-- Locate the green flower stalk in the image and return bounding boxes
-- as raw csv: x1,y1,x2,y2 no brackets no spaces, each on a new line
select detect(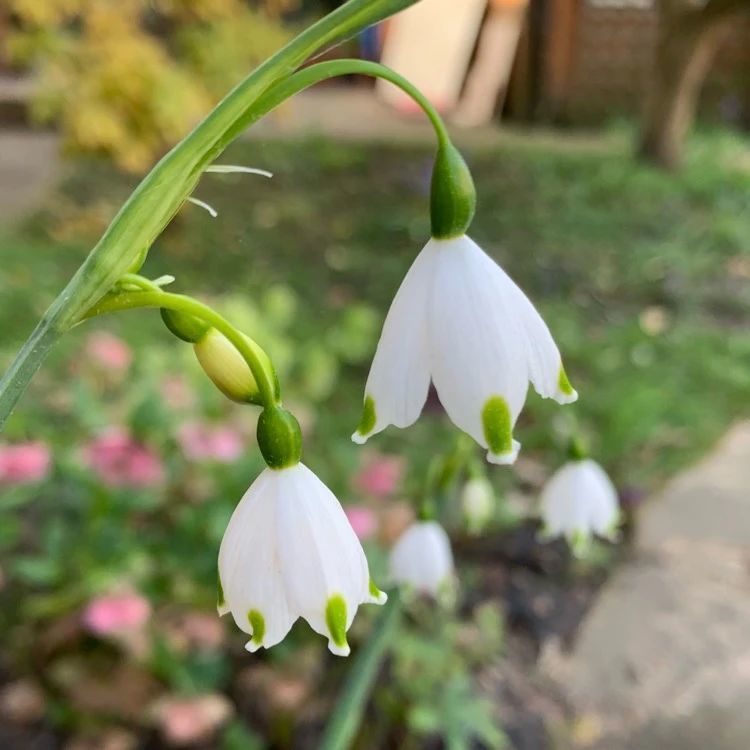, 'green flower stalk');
0,0,424,429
